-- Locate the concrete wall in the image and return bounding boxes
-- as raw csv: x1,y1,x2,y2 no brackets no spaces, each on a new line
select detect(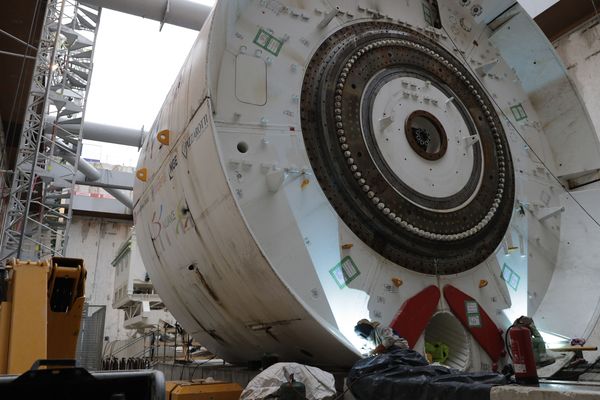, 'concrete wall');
66,216,134,342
